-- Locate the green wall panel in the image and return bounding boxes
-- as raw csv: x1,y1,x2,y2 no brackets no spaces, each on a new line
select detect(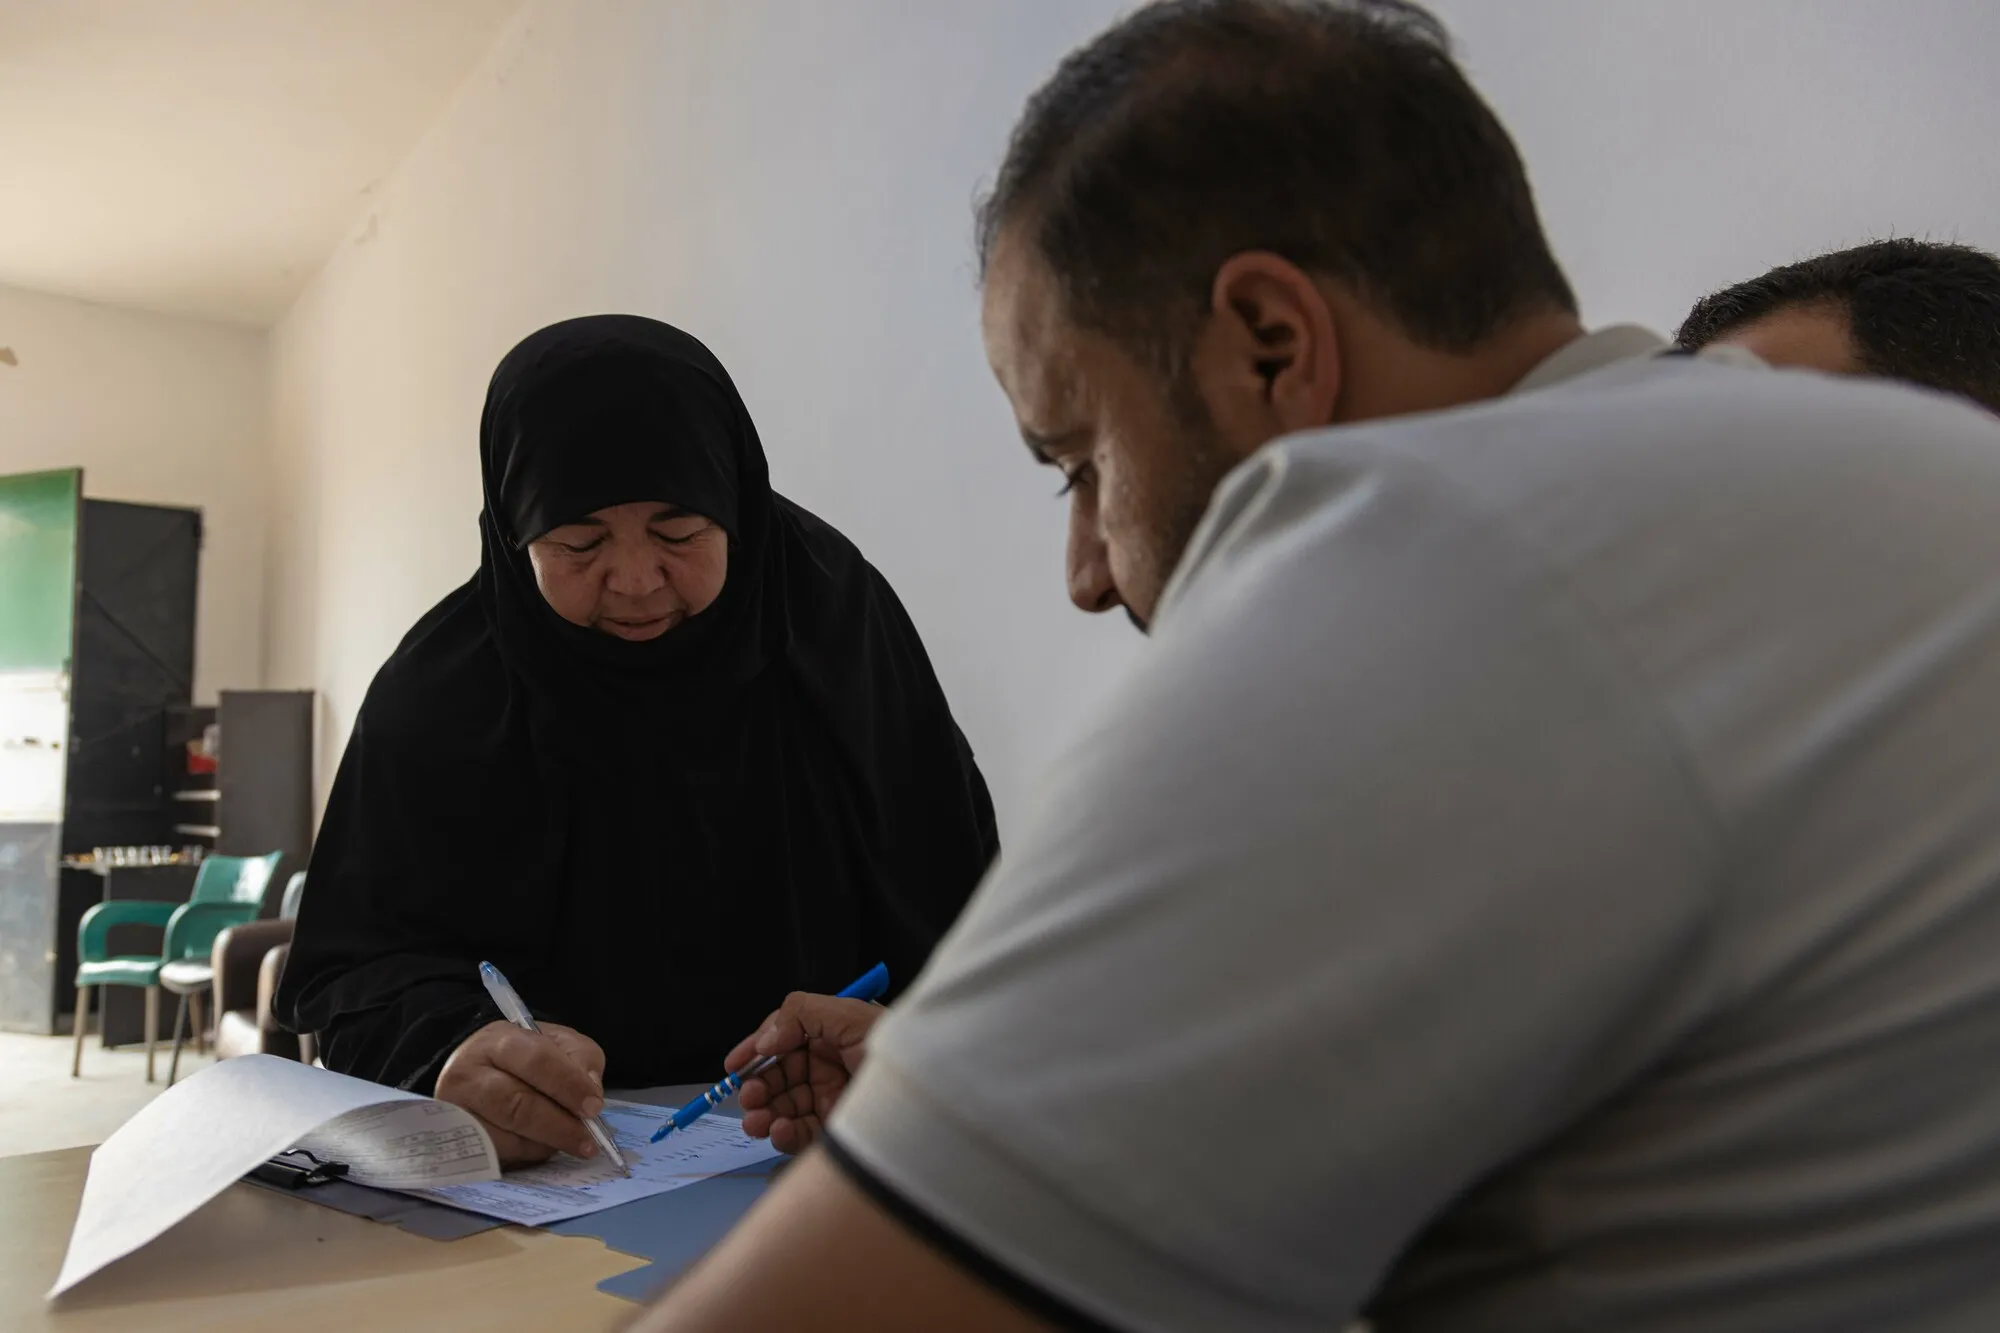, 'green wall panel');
0,468,81,673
